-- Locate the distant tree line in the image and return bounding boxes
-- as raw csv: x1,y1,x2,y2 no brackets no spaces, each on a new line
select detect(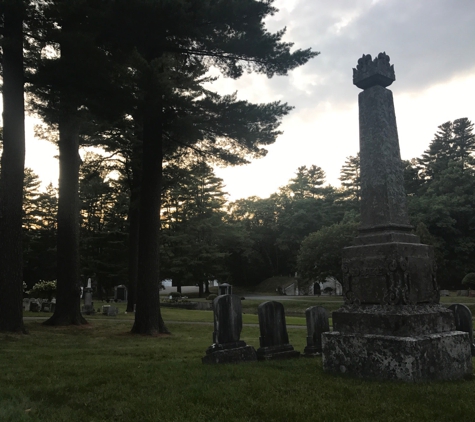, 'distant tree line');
17,117,475,302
